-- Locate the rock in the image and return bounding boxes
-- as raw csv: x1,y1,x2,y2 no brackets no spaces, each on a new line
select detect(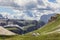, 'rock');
48,15,57,22
0,26,16,35
36,33,40,35
32,33,37,36
32,33,40,36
